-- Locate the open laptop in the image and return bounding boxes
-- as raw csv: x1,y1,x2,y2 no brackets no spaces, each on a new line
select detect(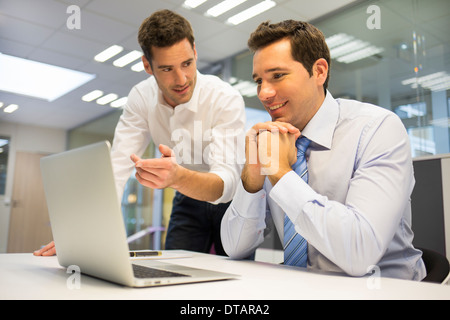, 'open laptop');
40,141,237,287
